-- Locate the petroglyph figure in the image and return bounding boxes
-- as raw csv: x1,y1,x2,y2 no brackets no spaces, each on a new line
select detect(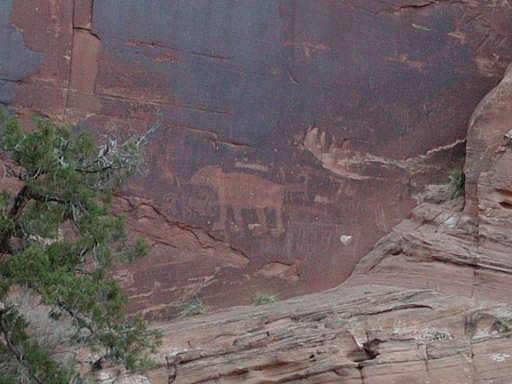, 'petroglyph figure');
191,166,292,235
